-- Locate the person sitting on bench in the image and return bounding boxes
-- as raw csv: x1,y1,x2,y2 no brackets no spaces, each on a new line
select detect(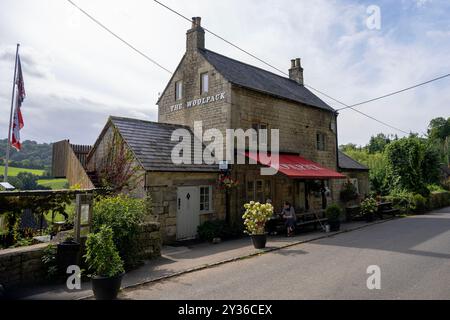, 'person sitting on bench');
282,201,296,237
